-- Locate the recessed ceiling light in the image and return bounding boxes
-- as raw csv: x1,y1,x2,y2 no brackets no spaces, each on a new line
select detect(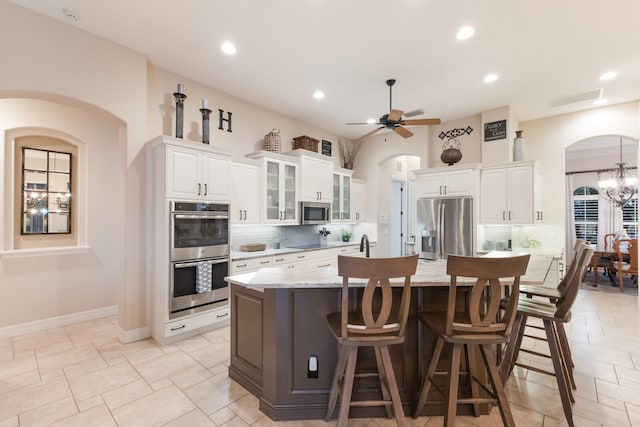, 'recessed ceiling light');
483,73,498,84
593,98,608,106
599,71,618,81
220,42,237,55
456,26,475,40
367,118,376,124
313,91,325,99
